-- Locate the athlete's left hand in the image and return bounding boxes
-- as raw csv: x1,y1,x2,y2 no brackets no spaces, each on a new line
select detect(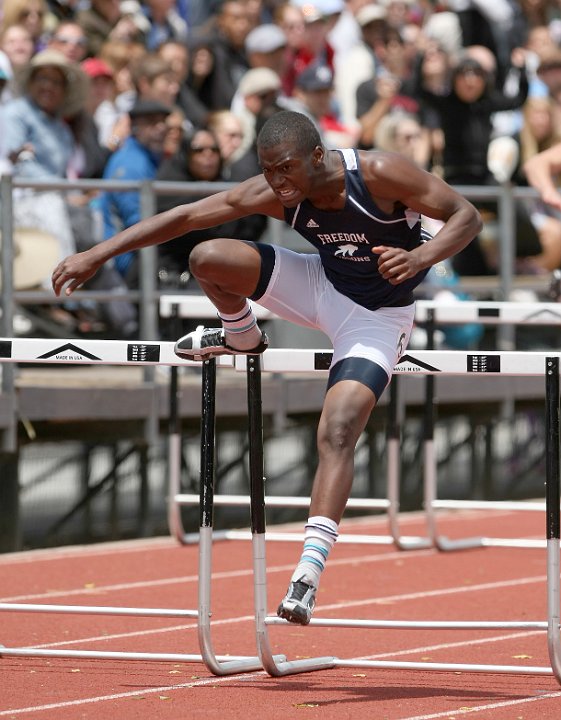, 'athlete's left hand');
372,245,422,285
